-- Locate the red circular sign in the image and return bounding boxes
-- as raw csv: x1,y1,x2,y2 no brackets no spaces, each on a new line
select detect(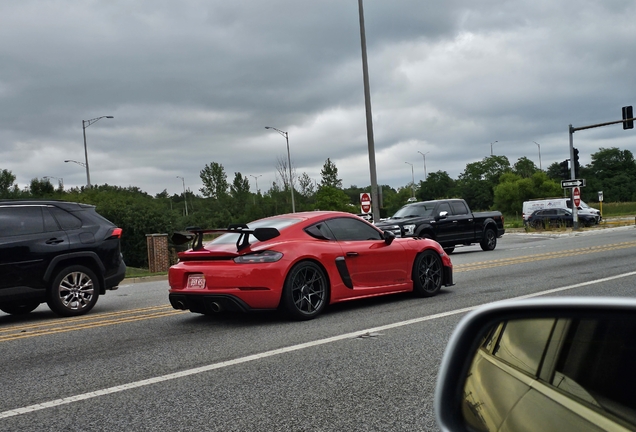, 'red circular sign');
360,192,372,213
573,187,581,207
